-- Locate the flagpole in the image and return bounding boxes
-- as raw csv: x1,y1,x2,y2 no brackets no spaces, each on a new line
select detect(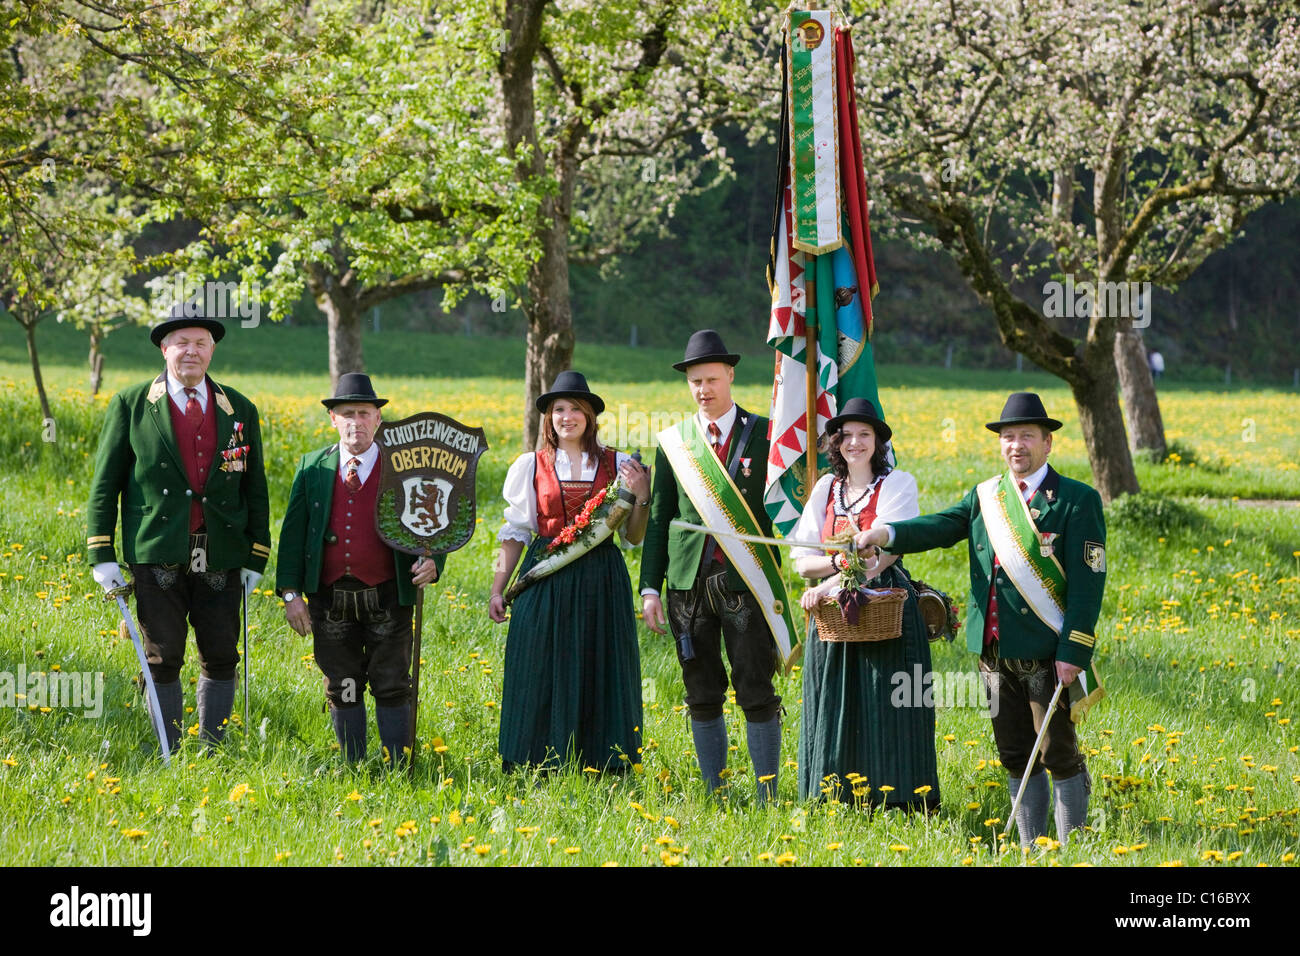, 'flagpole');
804,270,817,506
